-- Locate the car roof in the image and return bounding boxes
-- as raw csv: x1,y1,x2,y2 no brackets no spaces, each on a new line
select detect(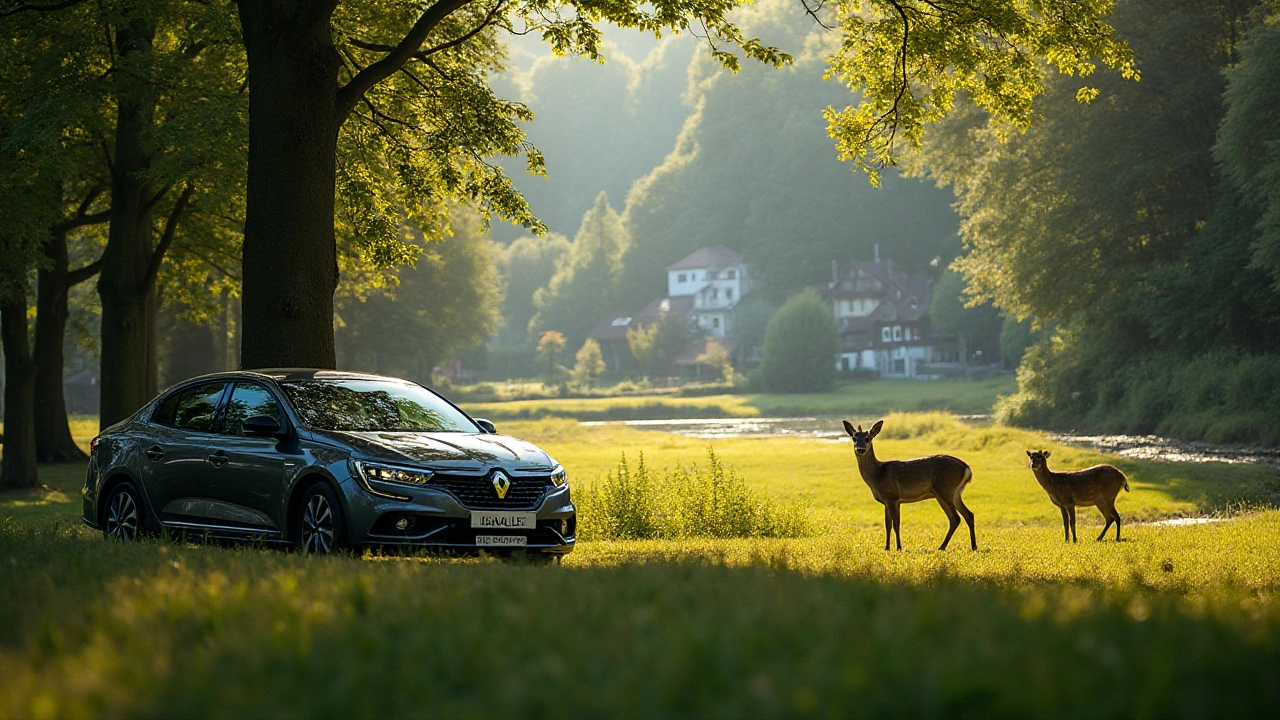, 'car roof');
176,368,414,384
